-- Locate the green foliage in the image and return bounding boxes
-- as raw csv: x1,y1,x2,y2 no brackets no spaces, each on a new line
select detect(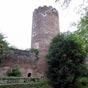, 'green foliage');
75,14,88,52
76,15,88,38
79,64,88,77
0,33,8,50
0,33,8,63
9,46,18,50
46,32,87,88
78,77,88,88
6,67,21,77
31,48,39,60
79,77,88,84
